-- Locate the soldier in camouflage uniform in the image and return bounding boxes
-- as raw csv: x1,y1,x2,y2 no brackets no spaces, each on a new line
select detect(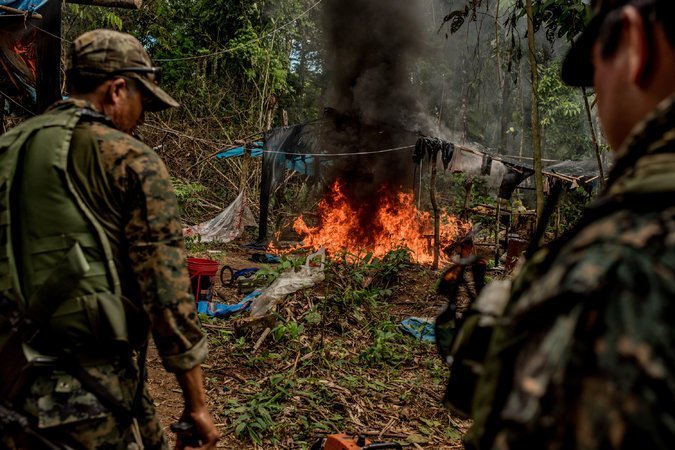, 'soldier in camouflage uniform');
461,1,675,449
0,30,219,449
